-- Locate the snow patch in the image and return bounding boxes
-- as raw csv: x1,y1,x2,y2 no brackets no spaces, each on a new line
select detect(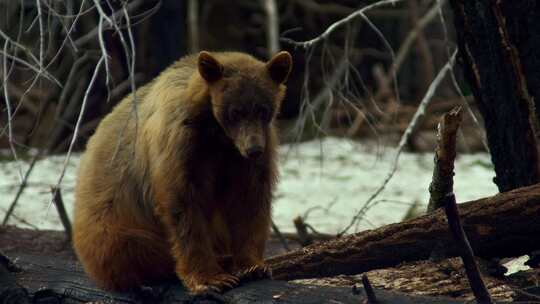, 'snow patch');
0,137,498,234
